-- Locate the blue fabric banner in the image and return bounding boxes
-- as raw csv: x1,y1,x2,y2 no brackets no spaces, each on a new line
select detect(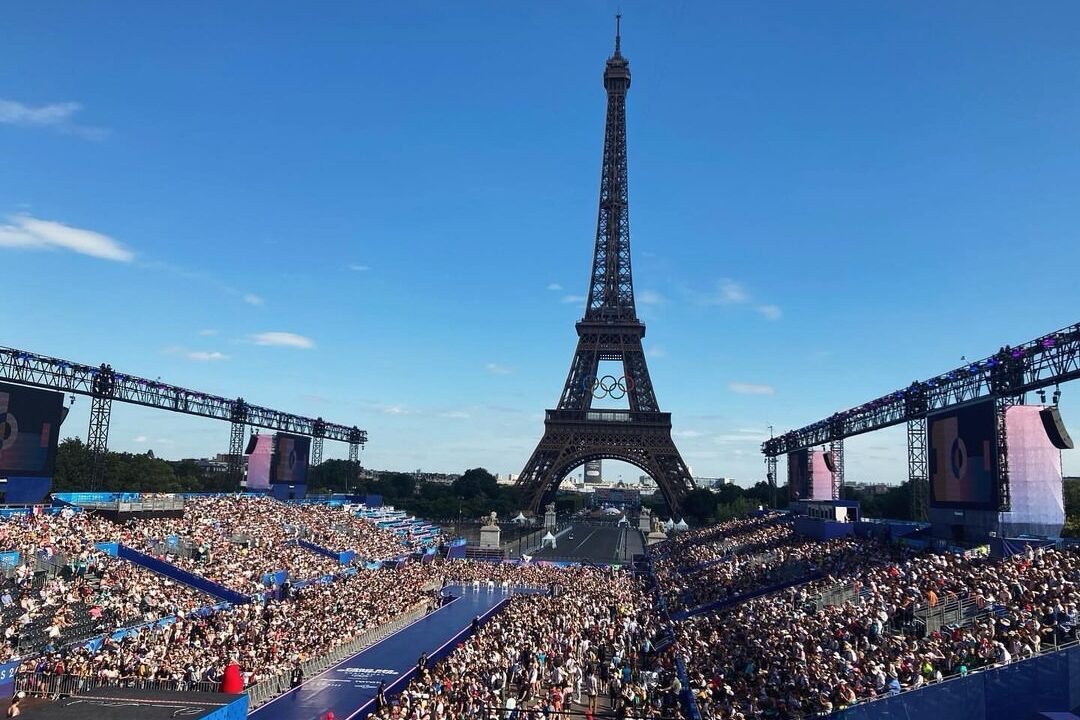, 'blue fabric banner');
0,660,20,699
